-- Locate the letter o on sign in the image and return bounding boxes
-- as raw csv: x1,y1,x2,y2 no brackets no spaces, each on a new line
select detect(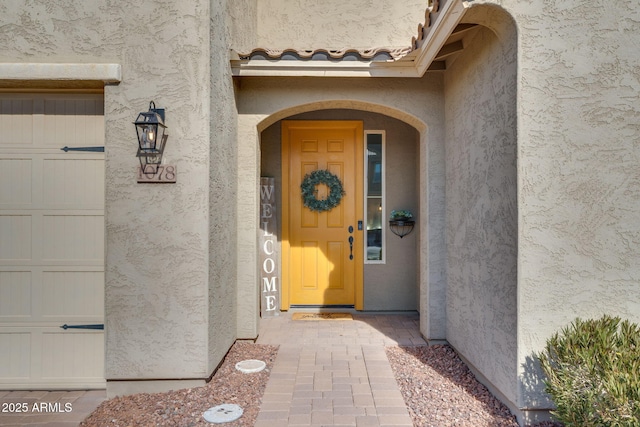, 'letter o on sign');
263,258,275,274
